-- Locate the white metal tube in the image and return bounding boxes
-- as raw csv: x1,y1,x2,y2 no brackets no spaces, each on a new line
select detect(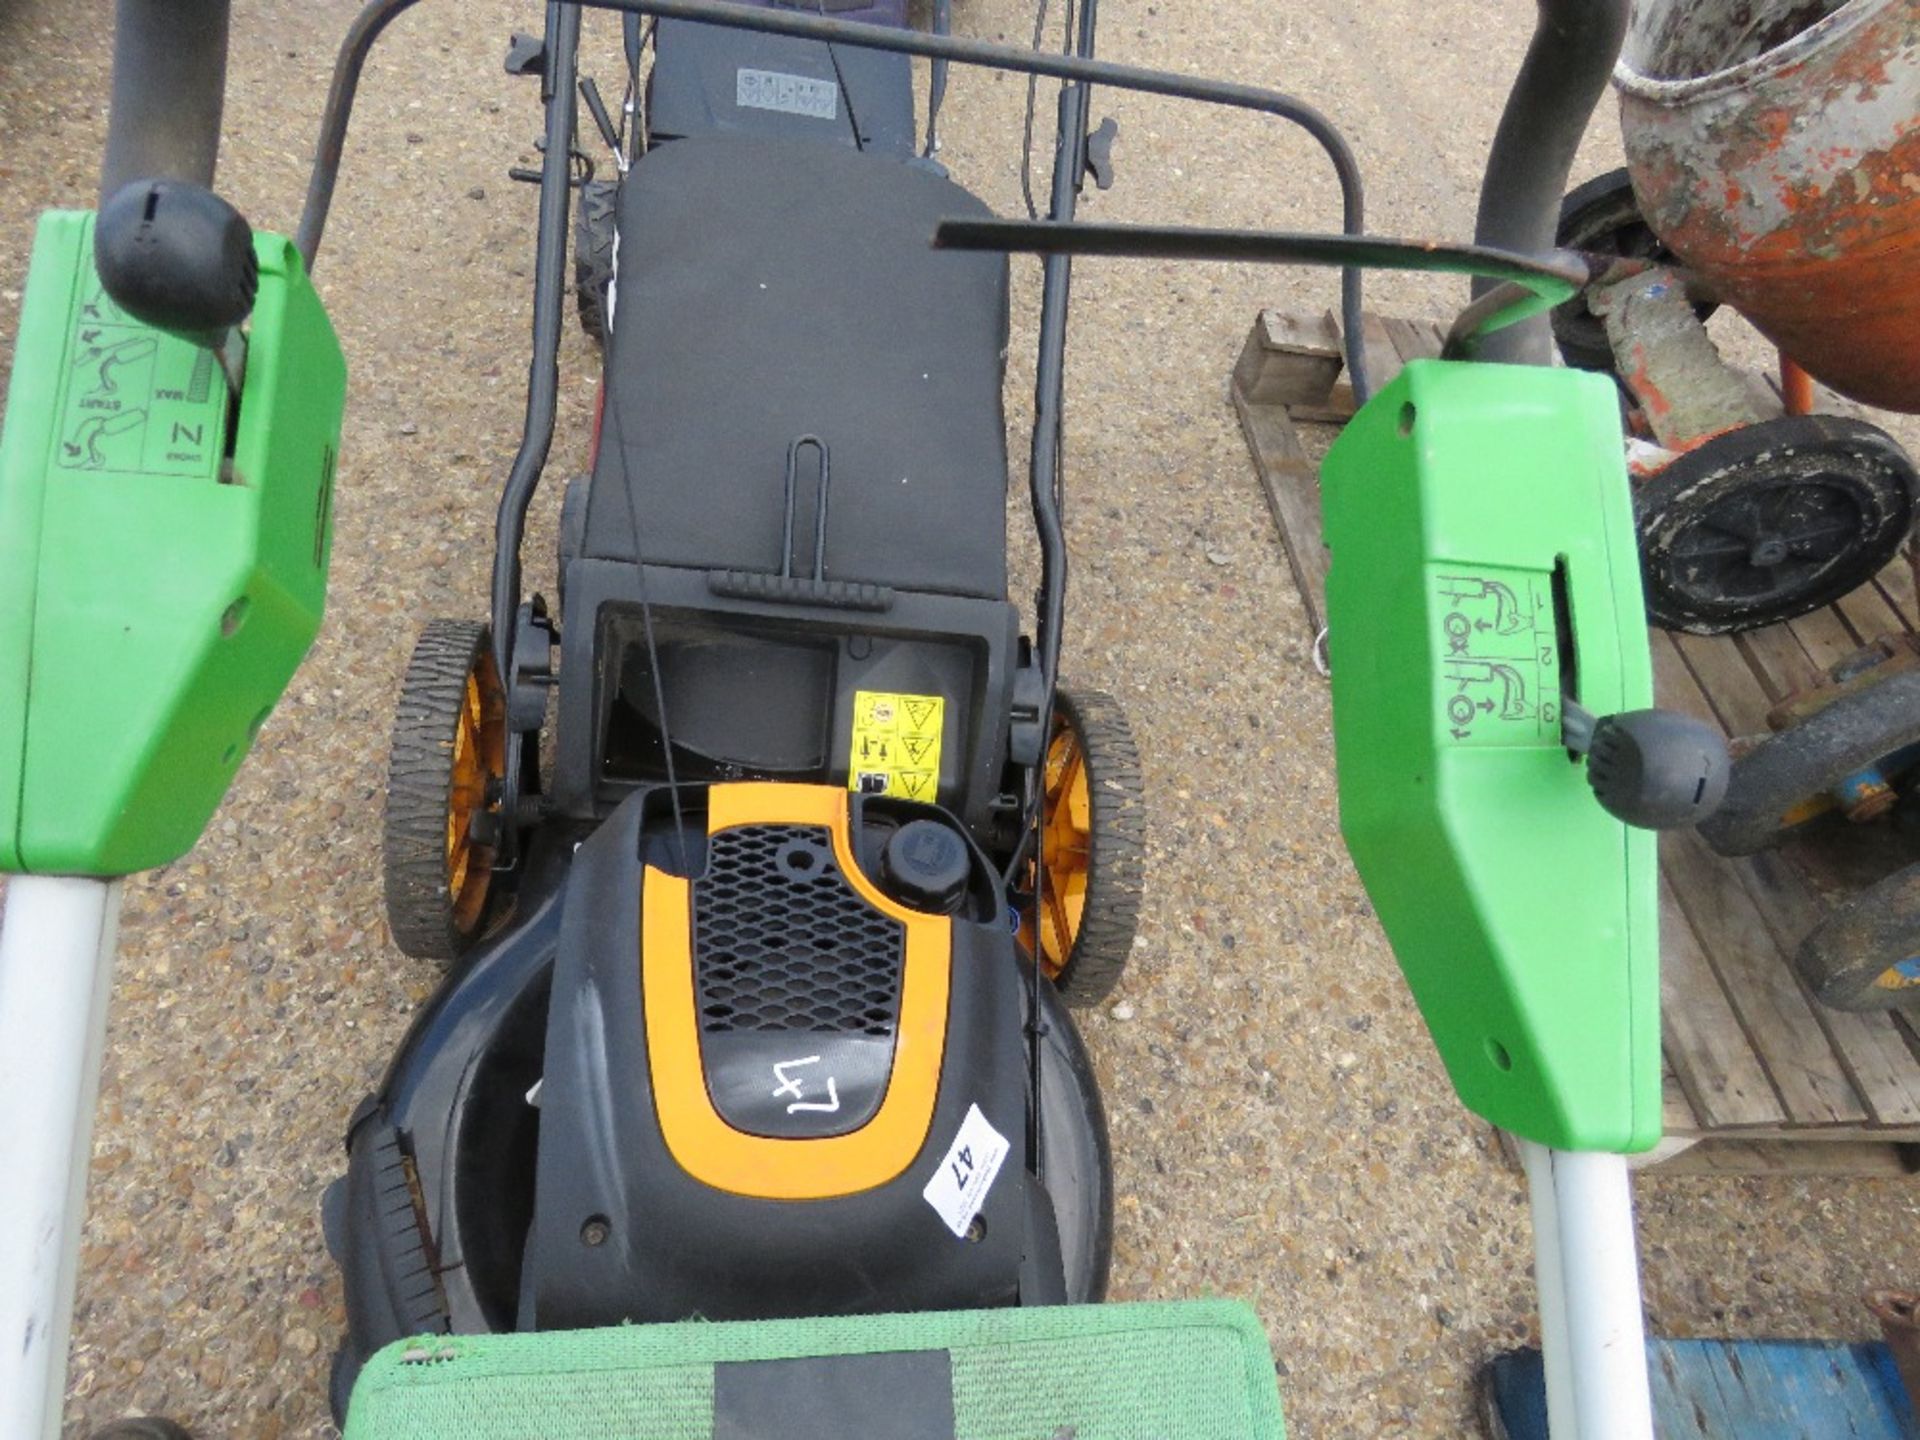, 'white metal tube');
1519,1137,1576,1432
1516,1138,1655,1440
0,875,123,1440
